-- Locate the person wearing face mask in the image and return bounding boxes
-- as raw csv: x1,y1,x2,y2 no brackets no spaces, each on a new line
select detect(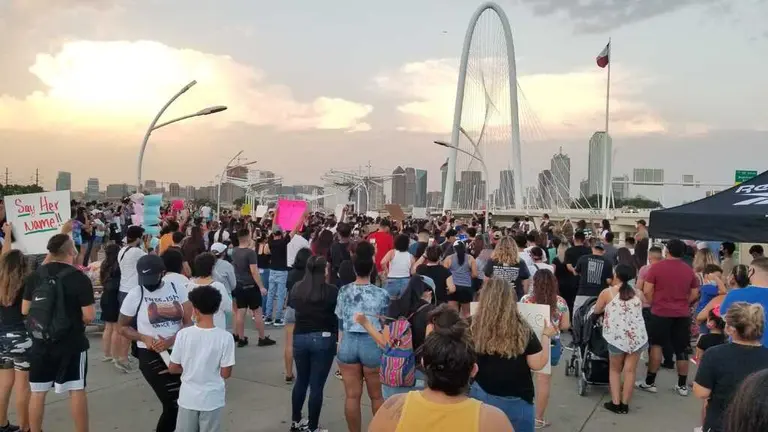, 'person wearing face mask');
719,257,768,347
117,254,193,432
